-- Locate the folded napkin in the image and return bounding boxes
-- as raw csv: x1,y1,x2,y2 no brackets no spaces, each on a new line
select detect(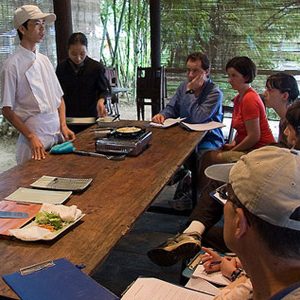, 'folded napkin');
50,141,75,154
